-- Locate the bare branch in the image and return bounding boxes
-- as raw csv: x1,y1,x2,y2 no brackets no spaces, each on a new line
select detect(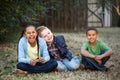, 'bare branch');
114,5,120,16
